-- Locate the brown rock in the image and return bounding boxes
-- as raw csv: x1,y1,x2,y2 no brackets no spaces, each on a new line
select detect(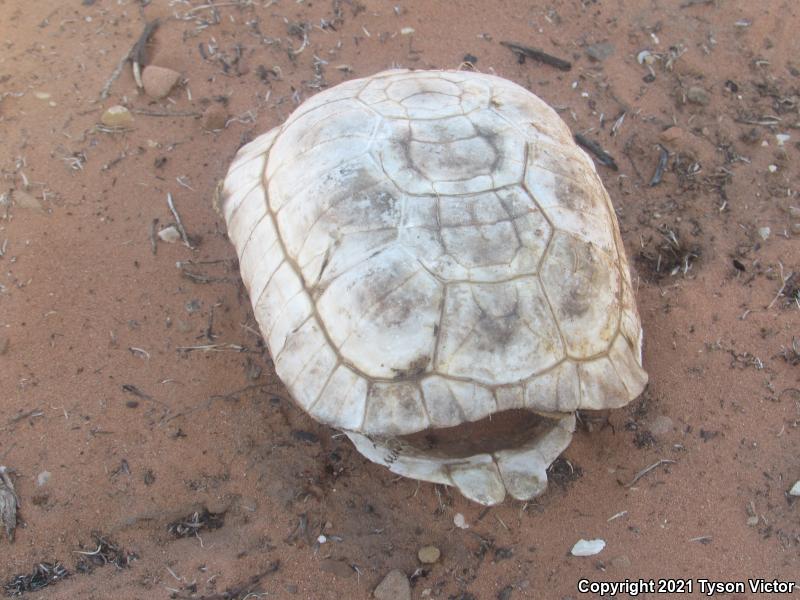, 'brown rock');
202,105,228,131
659,127,713,163
319,558,353,579
142,65,181,99
374,569,411,600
